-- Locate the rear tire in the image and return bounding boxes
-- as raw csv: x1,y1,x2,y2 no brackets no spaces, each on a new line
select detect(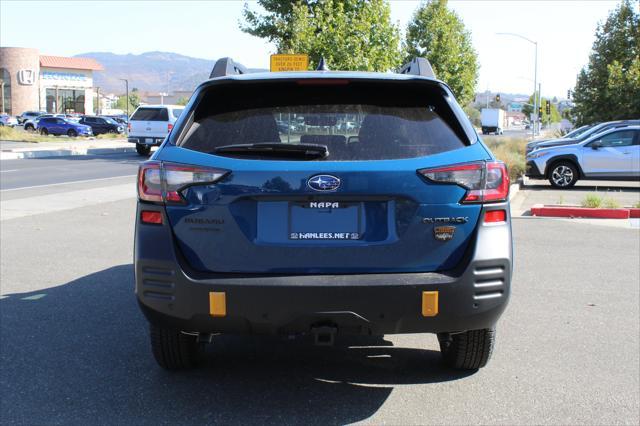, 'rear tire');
136,143,151,156
548,161,578,188
150,324,199,370
39,128,48,135
438,328,495,370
